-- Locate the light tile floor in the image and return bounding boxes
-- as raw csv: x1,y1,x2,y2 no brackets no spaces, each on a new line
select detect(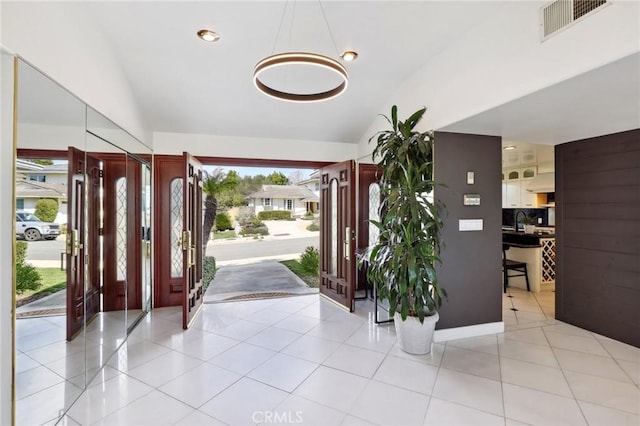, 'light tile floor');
16,289,640,425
